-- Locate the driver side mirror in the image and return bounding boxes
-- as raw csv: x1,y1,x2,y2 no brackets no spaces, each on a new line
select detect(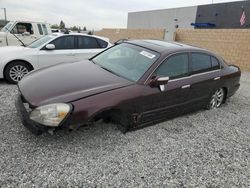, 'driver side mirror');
45,44,55,50
149,76,169,92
